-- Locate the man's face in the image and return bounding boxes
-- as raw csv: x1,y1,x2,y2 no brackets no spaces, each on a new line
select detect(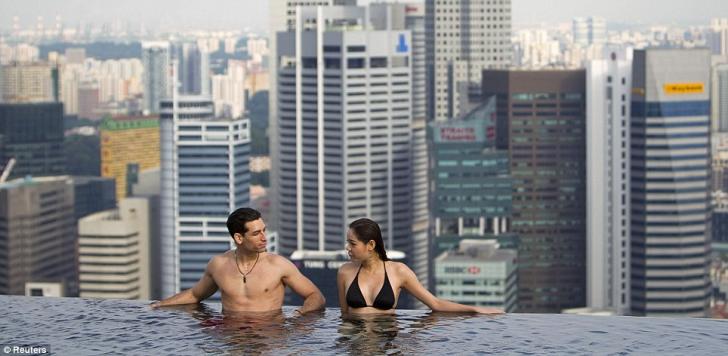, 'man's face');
237,218,267,252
